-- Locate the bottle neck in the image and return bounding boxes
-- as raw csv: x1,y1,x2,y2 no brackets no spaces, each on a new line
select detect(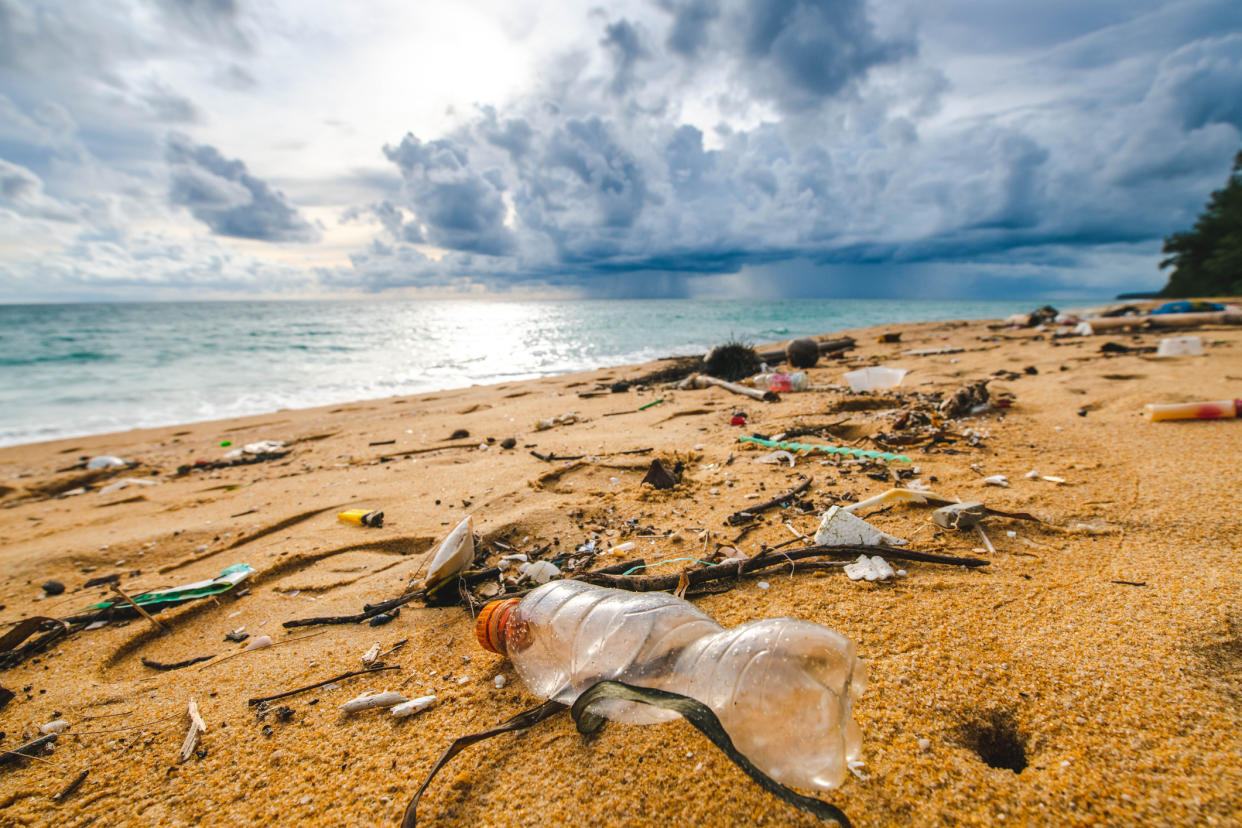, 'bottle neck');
476,597,521,655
